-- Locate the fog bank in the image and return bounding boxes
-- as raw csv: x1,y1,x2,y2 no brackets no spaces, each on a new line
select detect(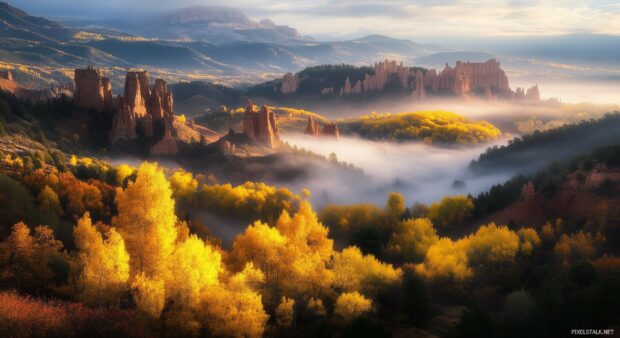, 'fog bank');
282,134,513,207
